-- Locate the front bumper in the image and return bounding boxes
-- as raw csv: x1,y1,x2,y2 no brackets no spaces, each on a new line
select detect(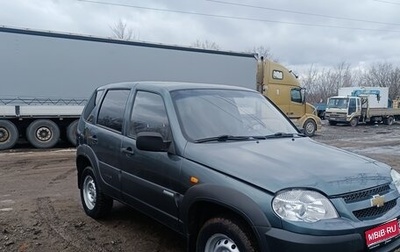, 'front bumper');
264,226,400,252
325,112,348,123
